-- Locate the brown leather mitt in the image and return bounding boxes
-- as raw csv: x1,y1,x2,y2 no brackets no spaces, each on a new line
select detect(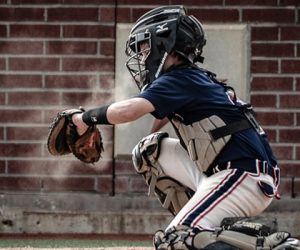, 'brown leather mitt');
47,108,103,164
